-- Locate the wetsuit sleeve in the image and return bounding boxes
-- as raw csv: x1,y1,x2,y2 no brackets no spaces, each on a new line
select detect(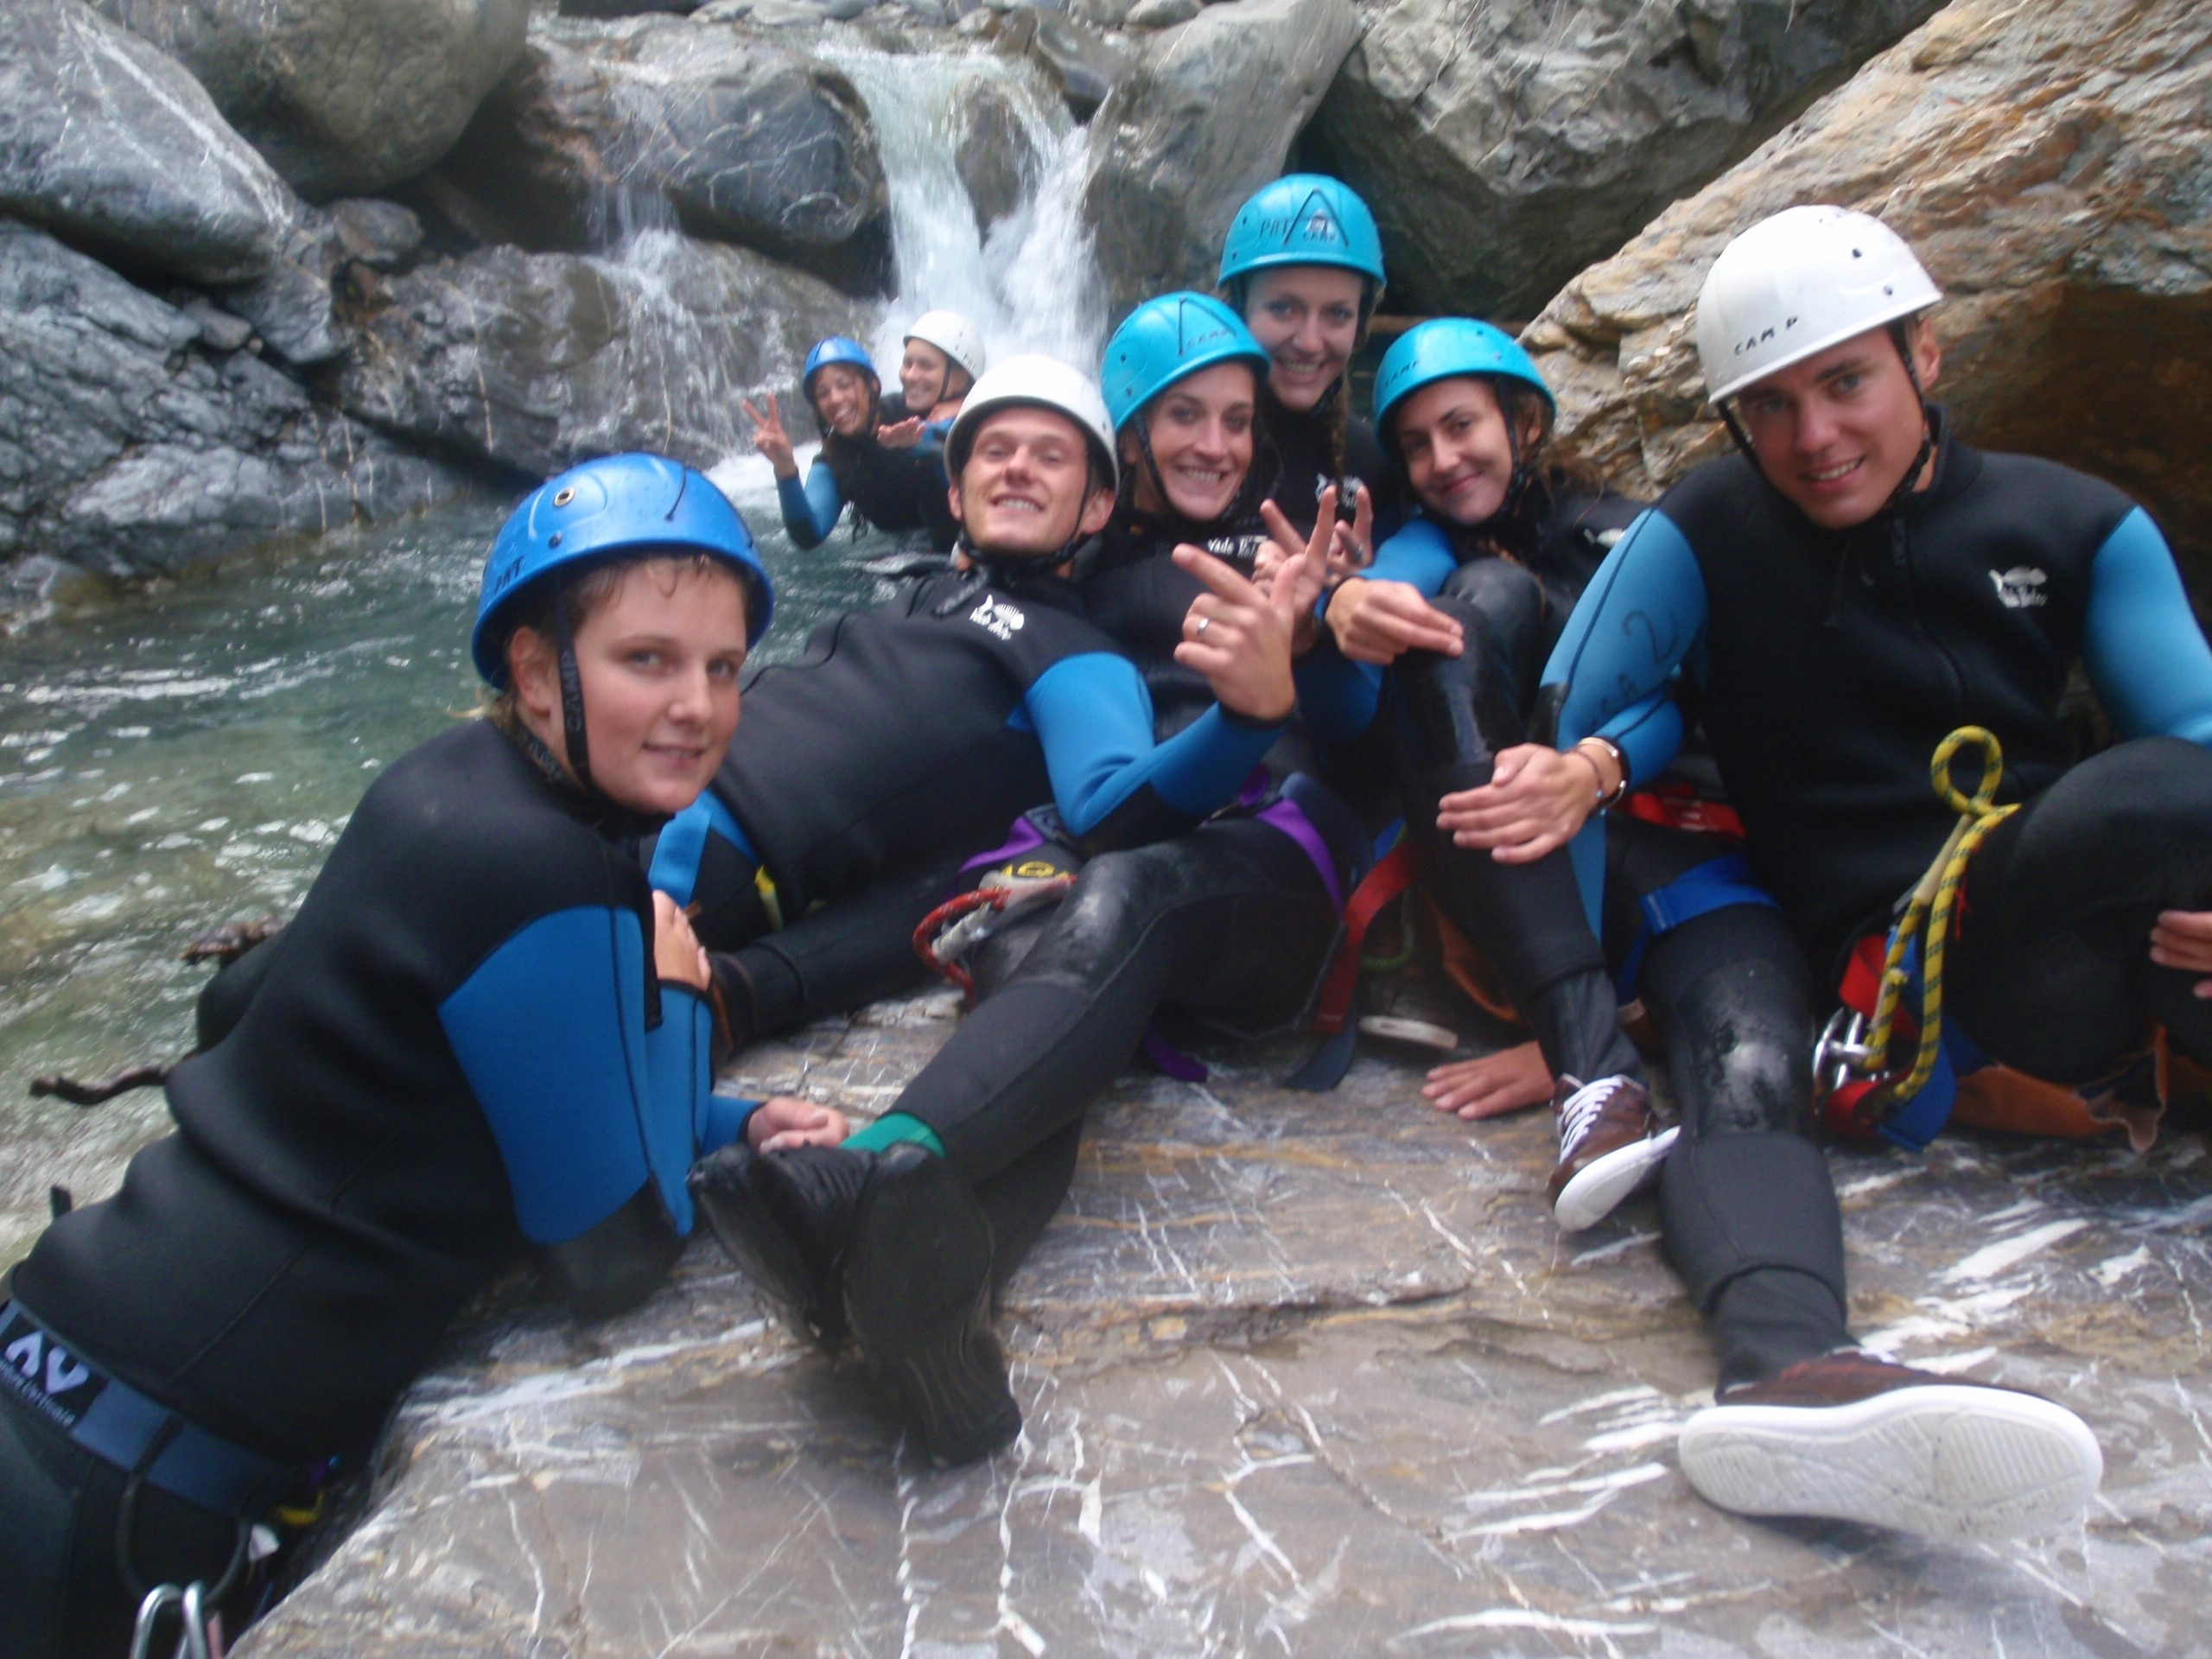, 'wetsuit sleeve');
1021,652,1280,846
1541,507,1708,931
778,459,843,550
2082,506,2212,747
437,906,717,1255
1292,638,1382,745
648,791,758,905
1358,519,1460,596
1544,507,1707,766
1596,683,1687,790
